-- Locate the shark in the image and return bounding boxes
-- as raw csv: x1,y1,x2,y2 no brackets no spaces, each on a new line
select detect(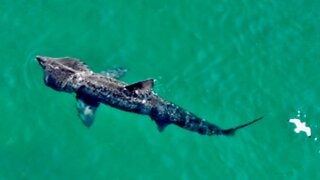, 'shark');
36,56,263,136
